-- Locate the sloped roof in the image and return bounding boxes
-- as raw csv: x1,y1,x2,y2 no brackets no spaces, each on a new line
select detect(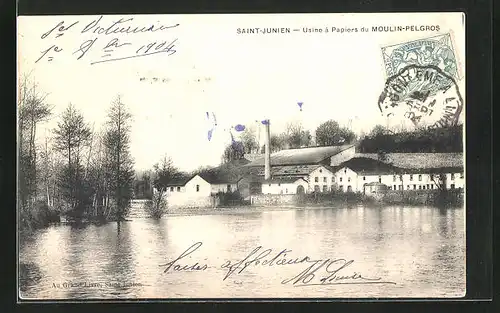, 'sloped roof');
165,174,196,186
354,153,464,169
243,154,263,162
246,145,355,166
247,164,324,177
223,158,252,167
331,157,405,175
253,176,307,184
198,171,239,184
193,159,251,184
